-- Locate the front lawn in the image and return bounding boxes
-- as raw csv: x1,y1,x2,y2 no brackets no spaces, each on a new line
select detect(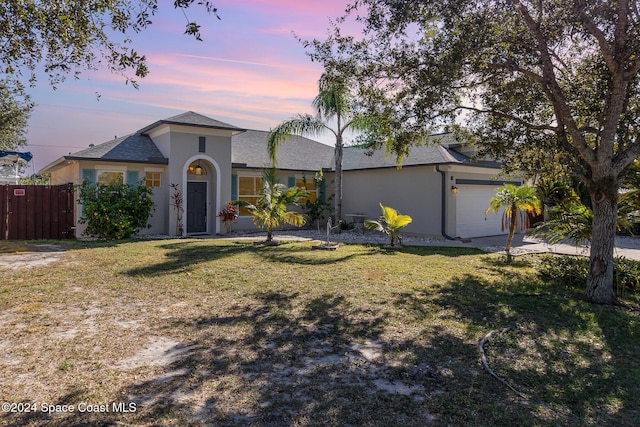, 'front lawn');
1,238,639,426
